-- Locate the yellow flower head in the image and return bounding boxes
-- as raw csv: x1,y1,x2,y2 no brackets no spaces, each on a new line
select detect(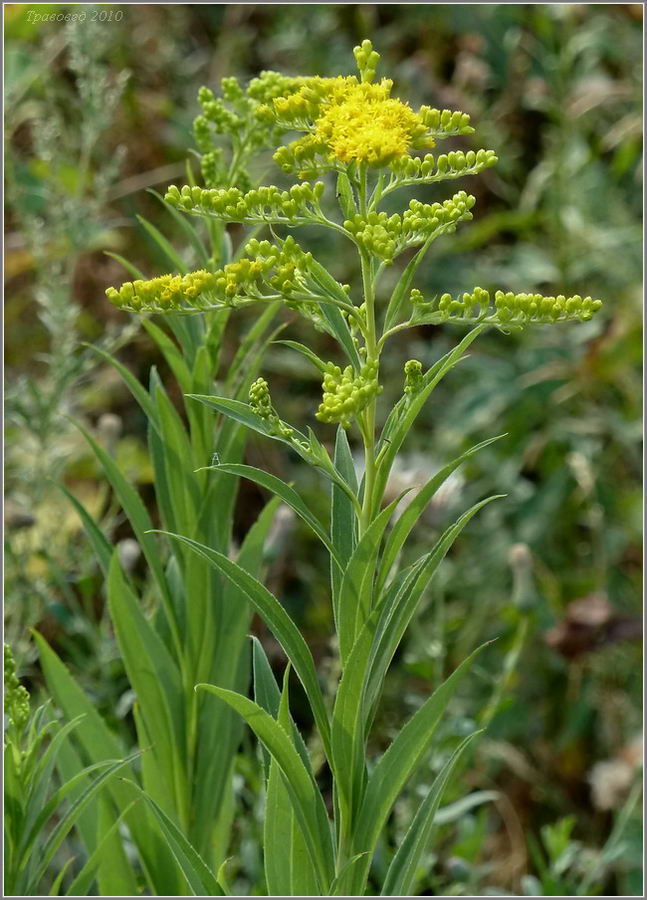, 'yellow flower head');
265,42,437,172
314,80,432,167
